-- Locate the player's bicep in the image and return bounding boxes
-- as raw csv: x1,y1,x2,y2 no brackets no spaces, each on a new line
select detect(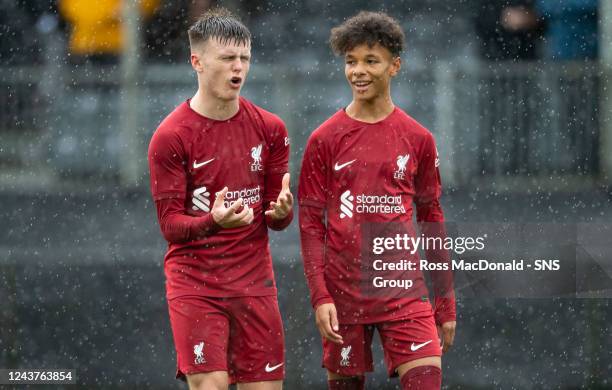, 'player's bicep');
148,129,188,200
263,118,290,204
414,133,442,206
299,203,326,237
266,119,290,175
298,133,329,208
